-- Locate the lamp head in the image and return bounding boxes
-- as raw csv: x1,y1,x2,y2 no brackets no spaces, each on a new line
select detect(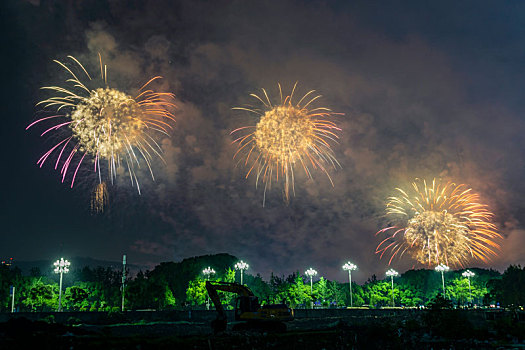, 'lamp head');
203,266,216,276
386,268,399,277
435,264,450,273
342,262,357,271
462,270,475,278
235,260,249,271
305,268,318,277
